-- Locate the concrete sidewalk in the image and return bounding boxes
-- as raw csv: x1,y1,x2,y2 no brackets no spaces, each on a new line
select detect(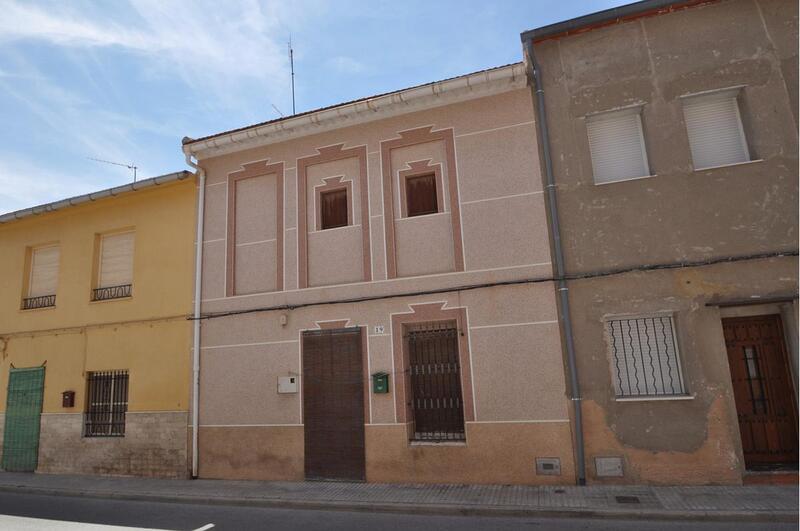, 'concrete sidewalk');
0,472,796,523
